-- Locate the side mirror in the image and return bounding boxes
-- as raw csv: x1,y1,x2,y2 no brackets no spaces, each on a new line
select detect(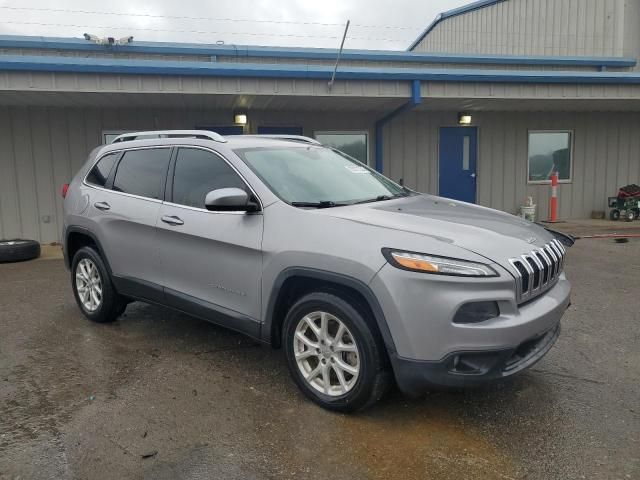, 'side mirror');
204,188,260,212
